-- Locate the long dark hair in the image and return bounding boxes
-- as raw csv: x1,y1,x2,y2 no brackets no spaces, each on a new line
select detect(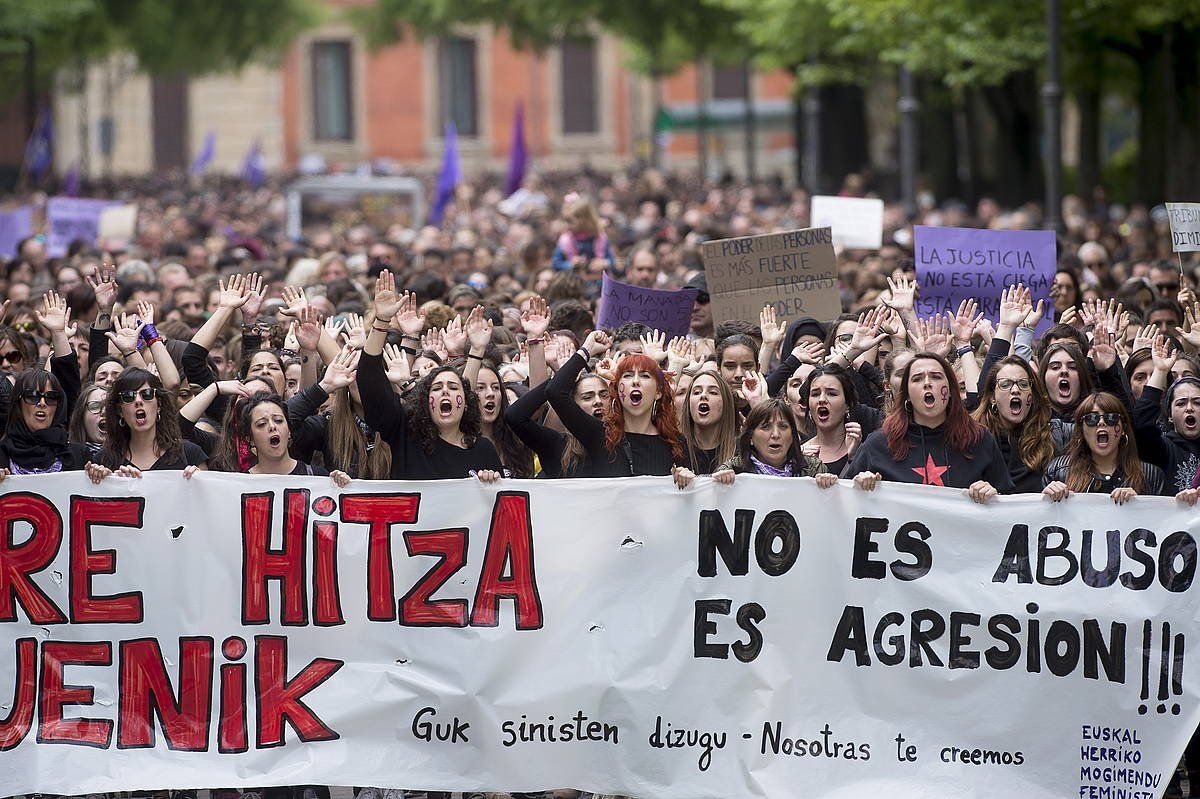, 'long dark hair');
1039,342,1094,415
6,369,68,434
731,398,805,471
233,392,290,473
477,362,533,478
799,364,858,437
98,368,183,469
211,376,278,472
405,365,482,455
69,382,107,446
1063,392,1146,494
882,352,984,460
